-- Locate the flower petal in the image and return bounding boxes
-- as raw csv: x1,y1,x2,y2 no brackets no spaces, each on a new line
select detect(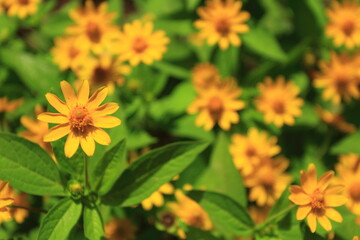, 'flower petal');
87,87,108,109
317,215,332,231
80,136,95,156
141,198,153,210
307,212,317,233
38,113,68,124
45,93,69,115
60,81,77,108
91,128,111,145
43,123,71,142
325,208,343,222
64,133,80,158
301,163,317,194
93,116,121,128
296,205,312,220
151,191,164,207
325,185,344,195
325,195,347,207
92,103,119,116
21,116,40,132
318,171,334,191
289,185,311,205
77,80,89,105
0,199,14,208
